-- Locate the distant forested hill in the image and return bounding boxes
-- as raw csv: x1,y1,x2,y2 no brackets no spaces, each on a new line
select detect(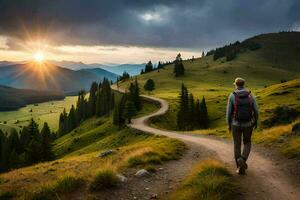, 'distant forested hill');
0,85,65,111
